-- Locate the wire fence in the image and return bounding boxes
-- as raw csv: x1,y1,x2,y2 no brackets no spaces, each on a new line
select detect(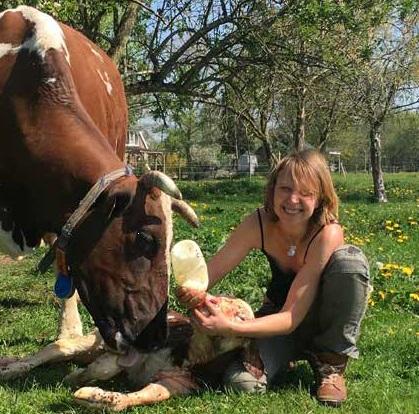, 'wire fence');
127,159,419,180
